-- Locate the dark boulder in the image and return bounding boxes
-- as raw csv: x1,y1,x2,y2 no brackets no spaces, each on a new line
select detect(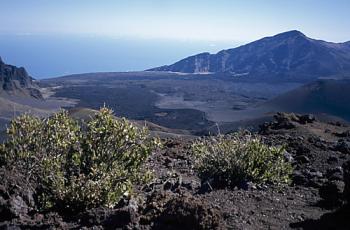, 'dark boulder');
299,114,316,124
273,113,298,129
334,140,350,154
